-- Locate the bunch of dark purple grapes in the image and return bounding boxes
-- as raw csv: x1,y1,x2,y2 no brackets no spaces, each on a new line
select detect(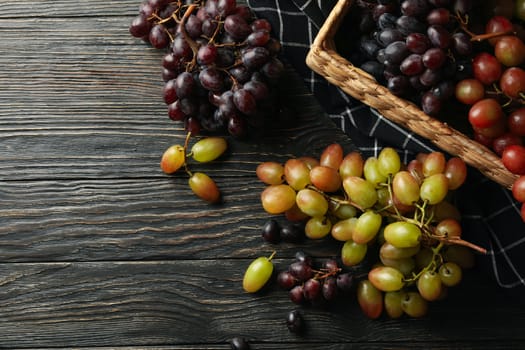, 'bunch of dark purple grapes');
129,0,285,137
277,252,355,307
350,0,477,116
